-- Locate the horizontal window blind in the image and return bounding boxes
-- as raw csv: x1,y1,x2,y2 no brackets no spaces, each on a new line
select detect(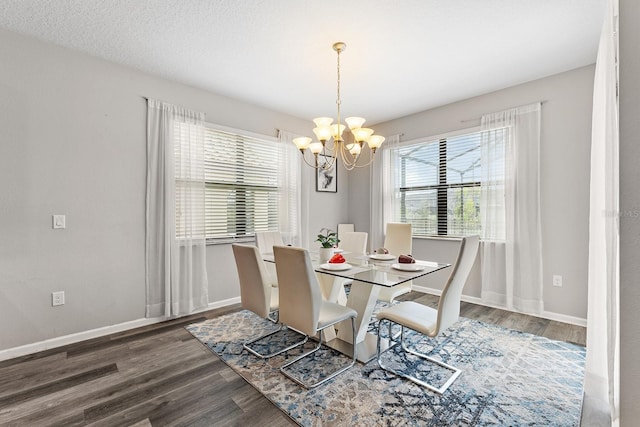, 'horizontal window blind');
204,128,279,241
176,125,281,241
391,130,499,237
